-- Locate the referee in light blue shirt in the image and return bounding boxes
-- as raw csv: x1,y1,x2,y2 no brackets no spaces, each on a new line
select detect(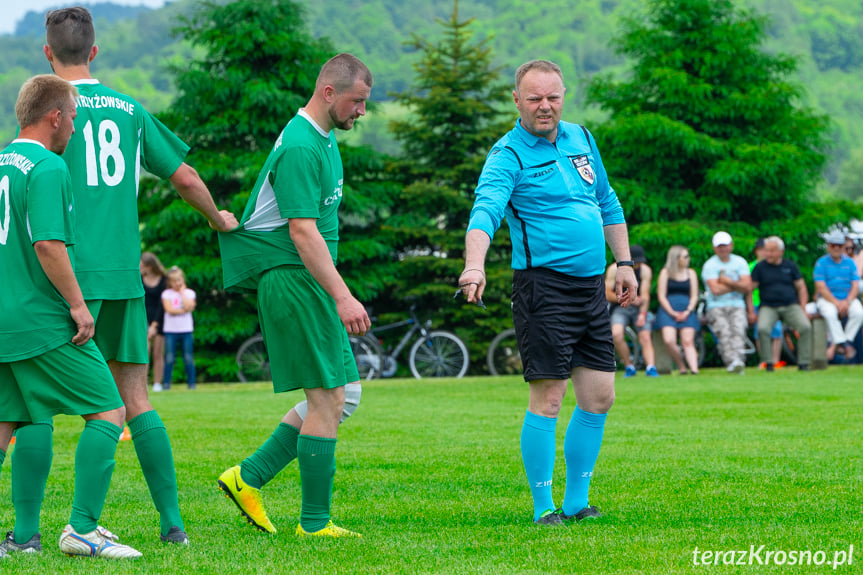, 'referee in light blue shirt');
459,60,638,526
